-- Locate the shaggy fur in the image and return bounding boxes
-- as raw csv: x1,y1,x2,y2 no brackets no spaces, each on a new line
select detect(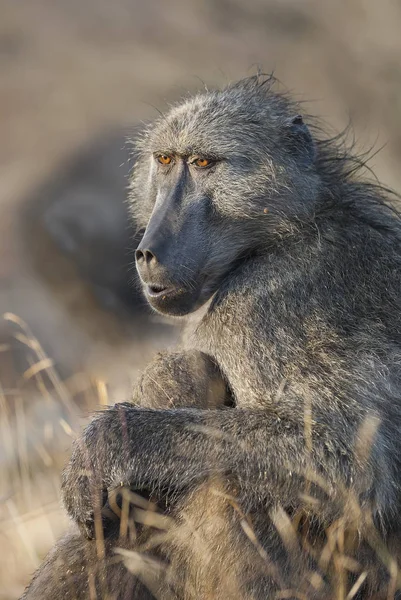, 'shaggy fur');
23,75,401,599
